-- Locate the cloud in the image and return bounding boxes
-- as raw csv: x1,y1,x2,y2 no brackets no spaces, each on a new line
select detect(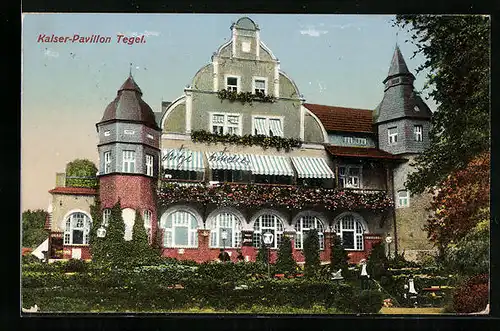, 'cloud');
43,48,59,58
127,30,161,38
299,27,328,37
